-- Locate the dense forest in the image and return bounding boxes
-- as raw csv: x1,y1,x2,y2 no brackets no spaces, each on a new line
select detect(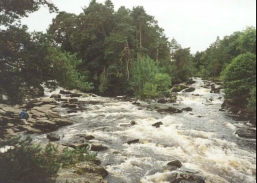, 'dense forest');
0,0,256,119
